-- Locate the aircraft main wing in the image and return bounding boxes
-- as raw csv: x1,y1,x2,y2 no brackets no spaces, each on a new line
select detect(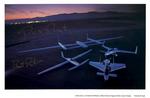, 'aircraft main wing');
102,44,112,50
116,50,135,54
66,42,99,50
110,63,126,72
72,49,92,60
84,36,123,44
19,36,122,53
89,61,105,72
68,36,123,50
37,61,69,75
70,36,123,49
115,46,138,54
18,42,91,53
19,45,60,53
19,42,81,53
